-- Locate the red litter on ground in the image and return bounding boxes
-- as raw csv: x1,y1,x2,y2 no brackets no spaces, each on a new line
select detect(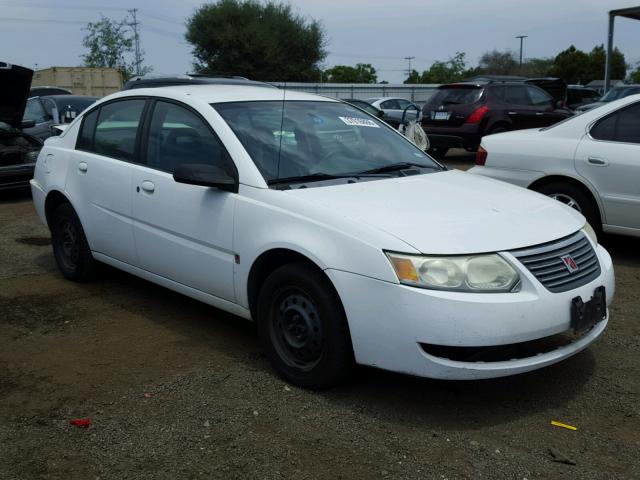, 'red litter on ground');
69,418,92,428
